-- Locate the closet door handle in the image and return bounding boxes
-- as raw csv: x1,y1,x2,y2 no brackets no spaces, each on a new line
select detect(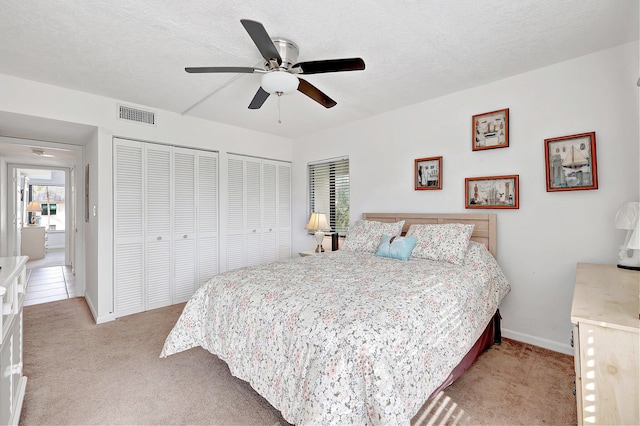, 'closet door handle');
183,235,188,239
157,236,162,241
